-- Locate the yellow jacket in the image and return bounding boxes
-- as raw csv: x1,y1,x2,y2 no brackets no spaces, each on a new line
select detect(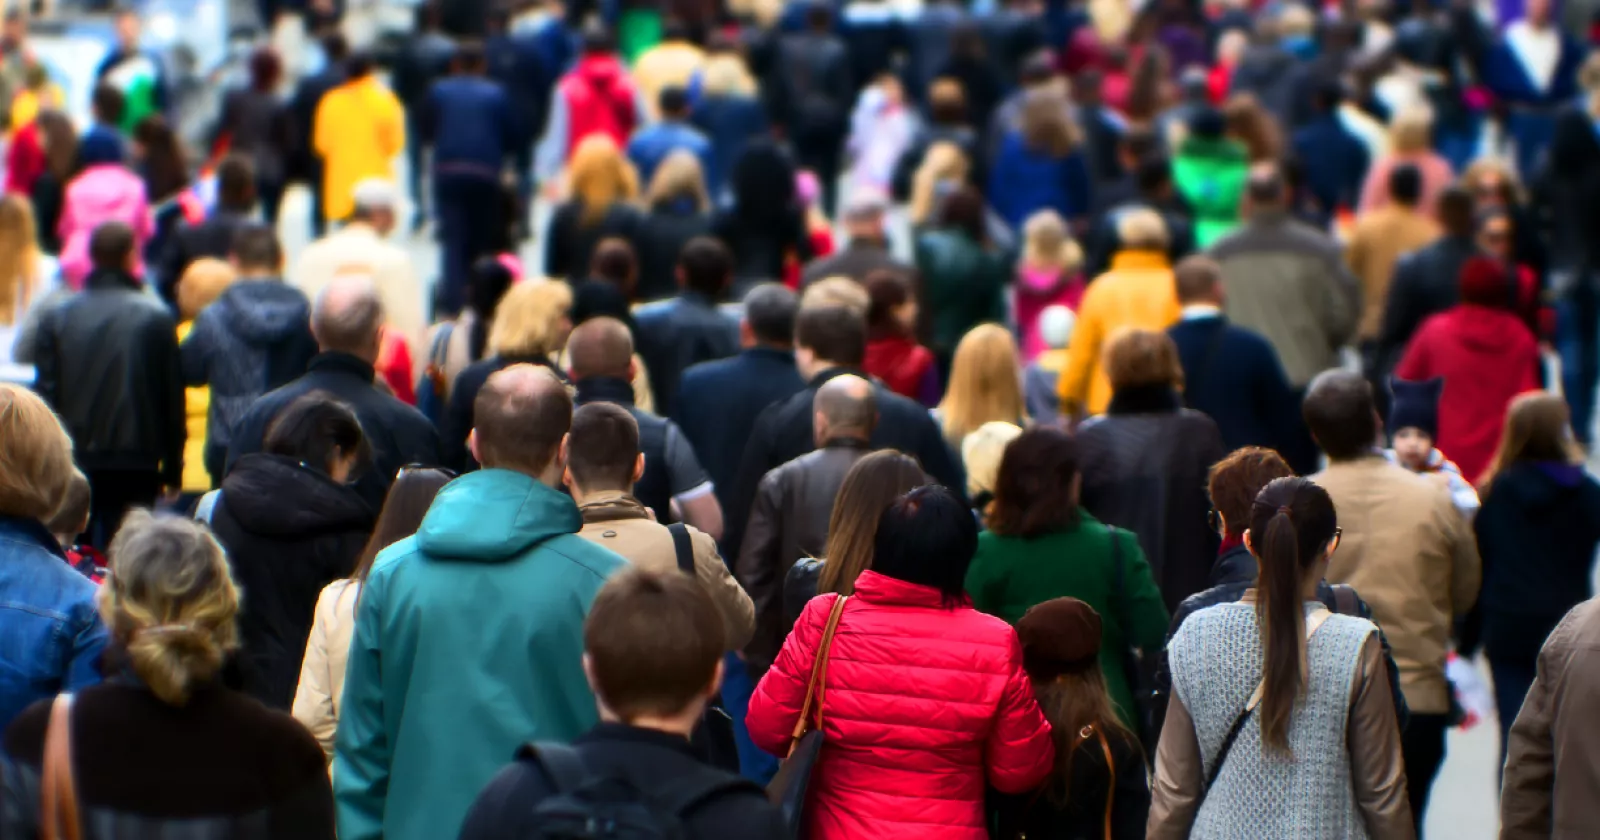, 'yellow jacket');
176,321,211,493
1058,250,1181,416
313,76,404,222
